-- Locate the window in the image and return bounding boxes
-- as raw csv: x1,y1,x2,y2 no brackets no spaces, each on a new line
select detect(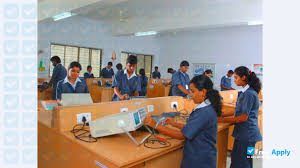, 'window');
50,44,102,77
121,52,153,78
